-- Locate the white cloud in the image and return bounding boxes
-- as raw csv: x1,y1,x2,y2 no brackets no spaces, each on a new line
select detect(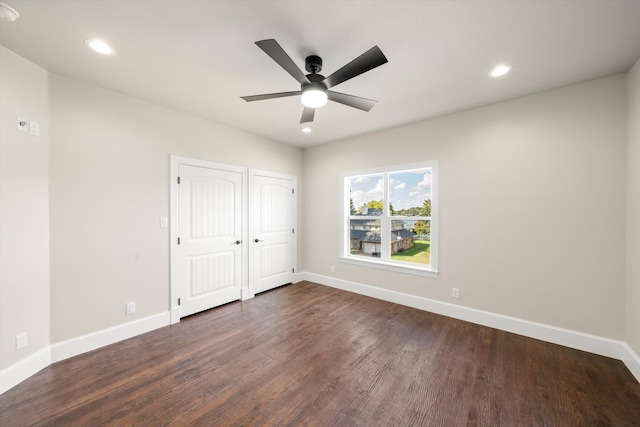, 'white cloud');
367,178,384,198
353,175,371,184
416,172,432,191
